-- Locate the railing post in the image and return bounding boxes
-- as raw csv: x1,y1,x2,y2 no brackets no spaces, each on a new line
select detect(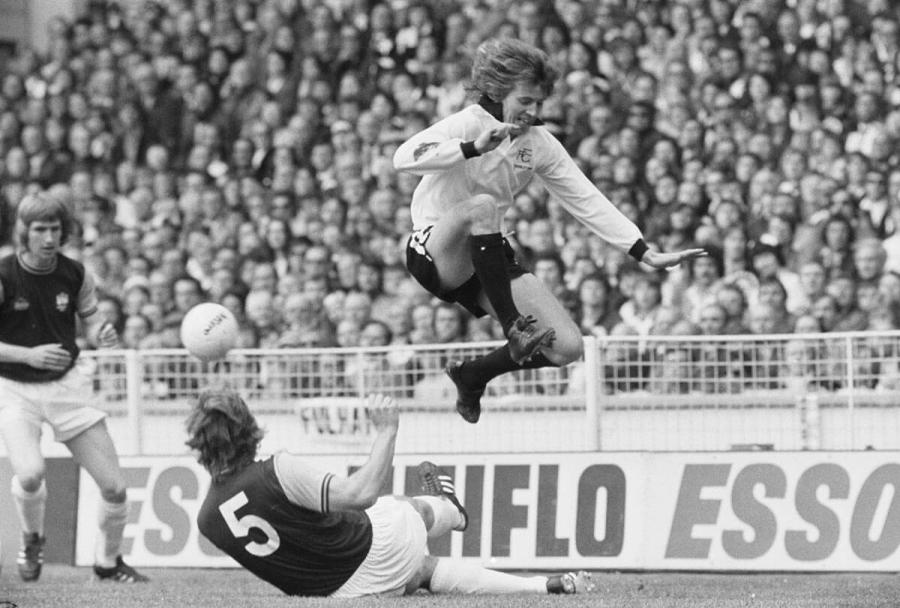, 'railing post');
583,335,600,451
125,349,143,455
845,335,855,450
